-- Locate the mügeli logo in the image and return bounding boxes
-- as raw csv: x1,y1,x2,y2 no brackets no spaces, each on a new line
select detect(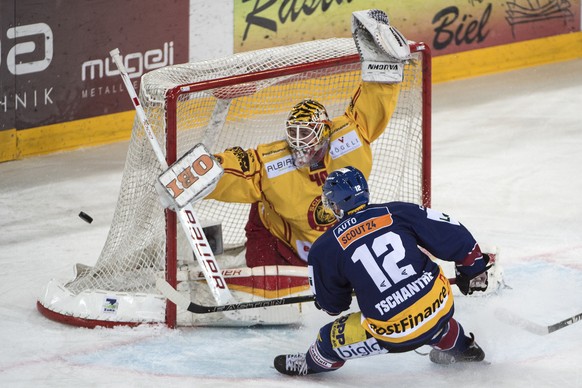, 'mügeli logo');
1,23,53,75
81,42,174,81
